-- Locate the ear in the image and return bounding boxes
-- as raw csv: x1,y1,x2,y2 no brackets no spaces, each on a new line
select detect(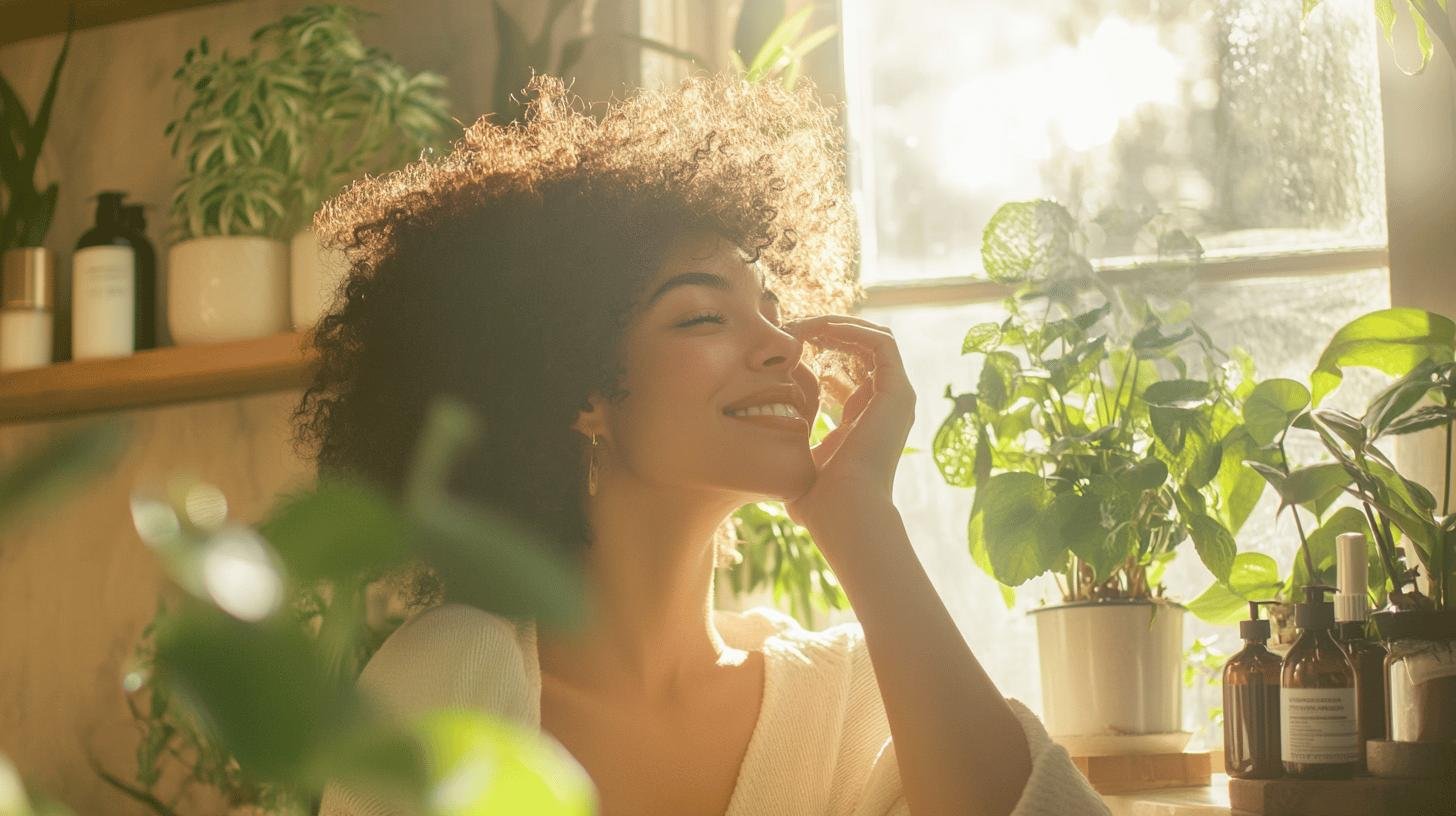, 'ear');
571,391,610,441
